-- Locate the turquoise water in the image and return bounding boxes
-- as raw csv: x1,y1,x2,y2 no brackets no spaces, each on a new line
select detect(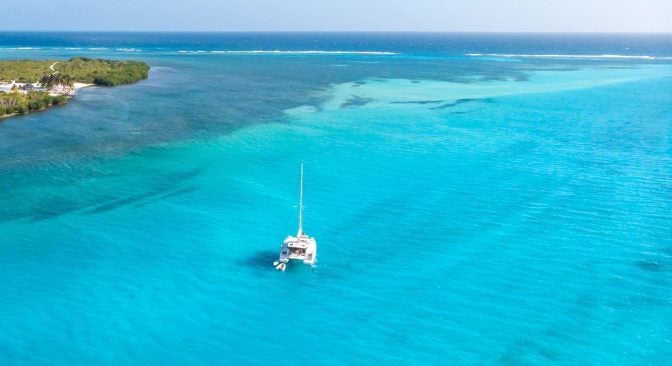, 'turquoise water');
1,34,672,365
